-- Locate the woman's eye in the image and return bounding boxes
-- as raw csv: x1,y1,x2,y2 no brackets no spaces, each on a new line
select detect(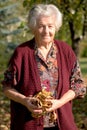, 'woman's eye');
49,25,54,28
49,26,52,28
38,25,43,28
